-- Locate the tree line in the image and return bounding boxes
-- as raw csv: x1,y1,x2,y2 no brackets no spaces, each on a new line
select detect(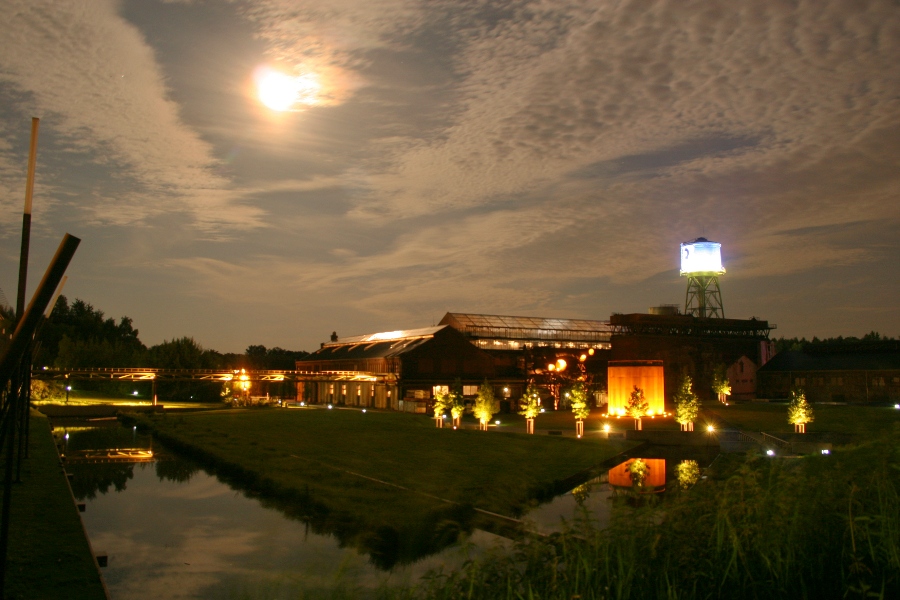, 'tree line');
30,296,308,401
774,331,897,354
